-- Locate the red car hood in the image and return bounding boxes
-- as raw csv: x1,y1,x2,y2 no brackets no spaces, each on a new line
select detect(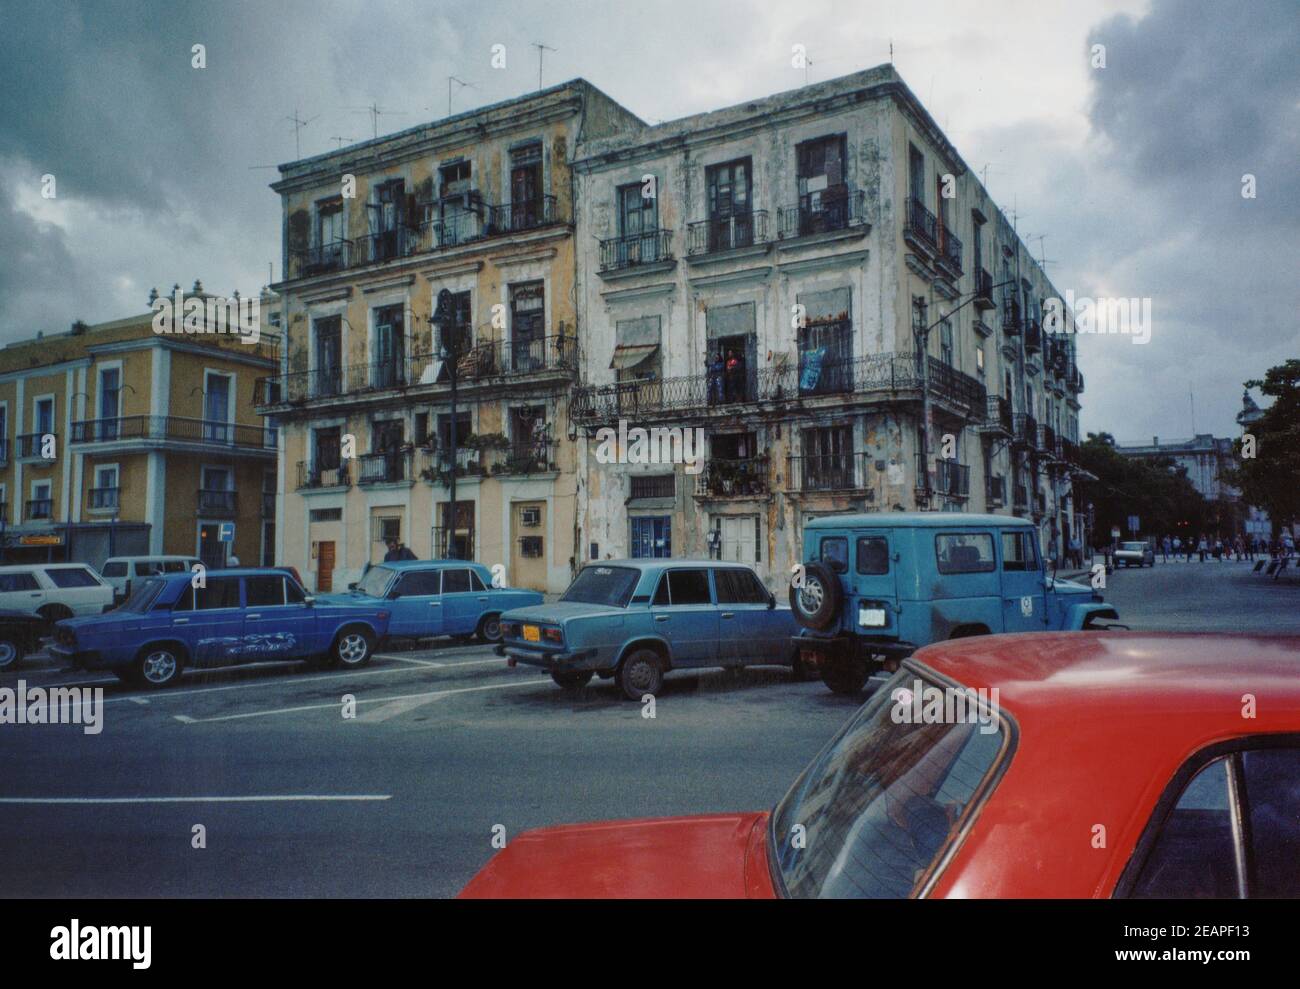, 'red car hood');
459,811,776,899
